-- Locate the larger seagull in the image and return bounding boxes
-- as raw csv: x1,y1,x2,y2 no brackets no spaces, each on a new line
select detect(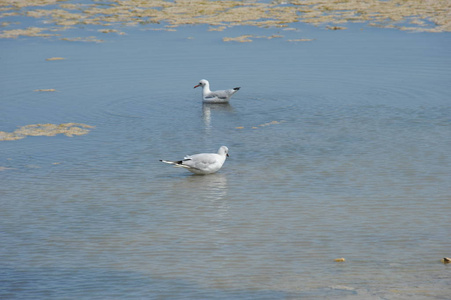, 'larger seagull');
194,79,240,103
160,146,229,175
